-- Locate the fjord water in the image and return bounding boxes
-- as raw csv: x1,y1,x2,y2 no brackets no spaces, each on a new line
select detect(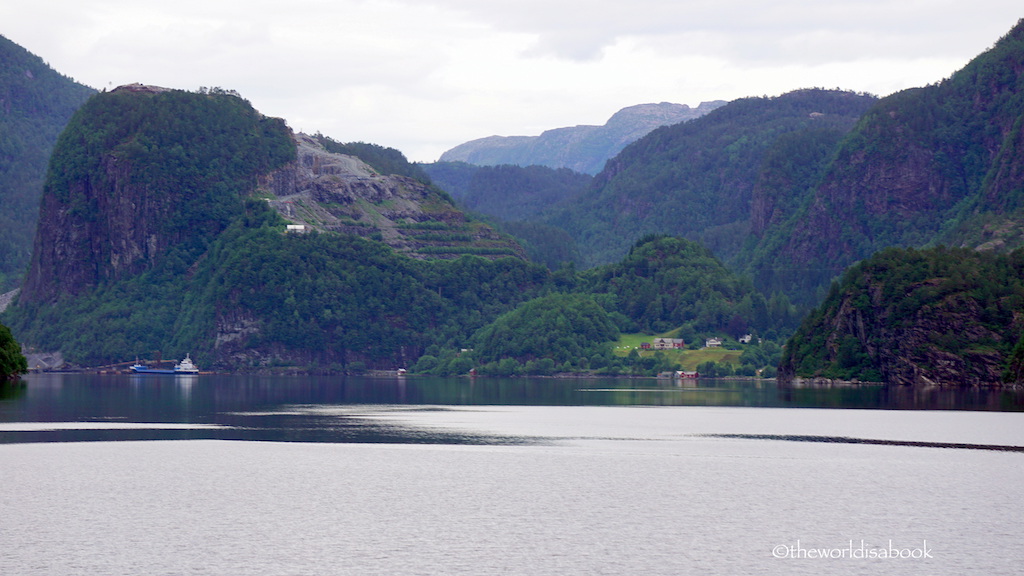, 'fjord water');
1,374,1022,575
